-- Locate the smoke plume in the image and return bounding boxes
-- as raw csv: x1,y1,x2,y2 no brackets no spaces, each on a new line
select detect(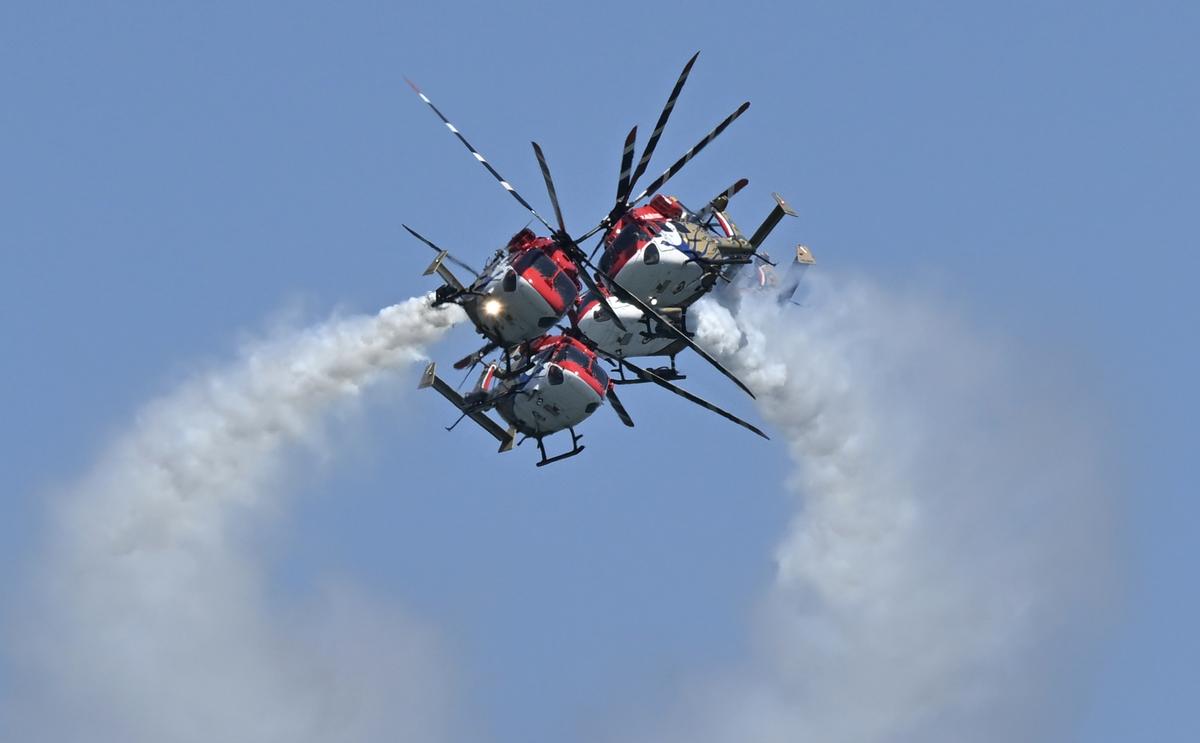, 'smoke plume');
641,277,1117,743
3,276,1116,743
4,296,462,743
